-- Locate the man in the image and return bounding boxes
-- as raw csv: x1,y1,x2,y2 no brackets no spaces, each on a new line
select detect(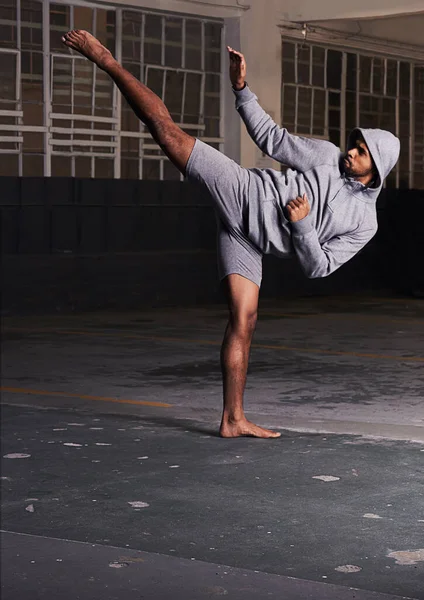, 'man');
61,31,400,439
